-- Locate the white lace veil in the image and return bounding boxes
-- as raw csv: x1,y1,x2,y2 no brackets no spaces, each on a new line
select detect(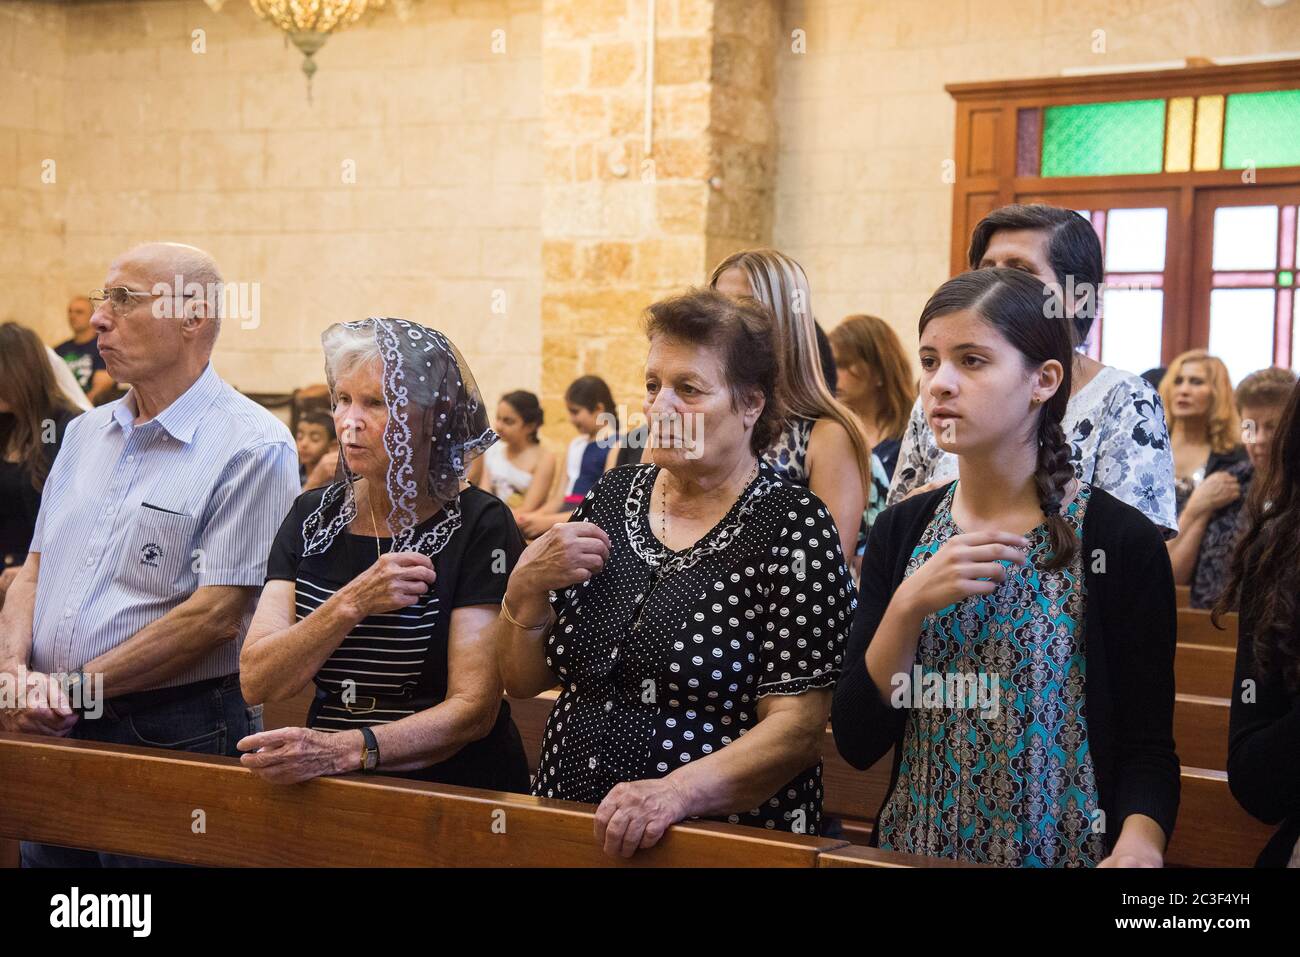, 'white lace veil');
301,318,496,558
